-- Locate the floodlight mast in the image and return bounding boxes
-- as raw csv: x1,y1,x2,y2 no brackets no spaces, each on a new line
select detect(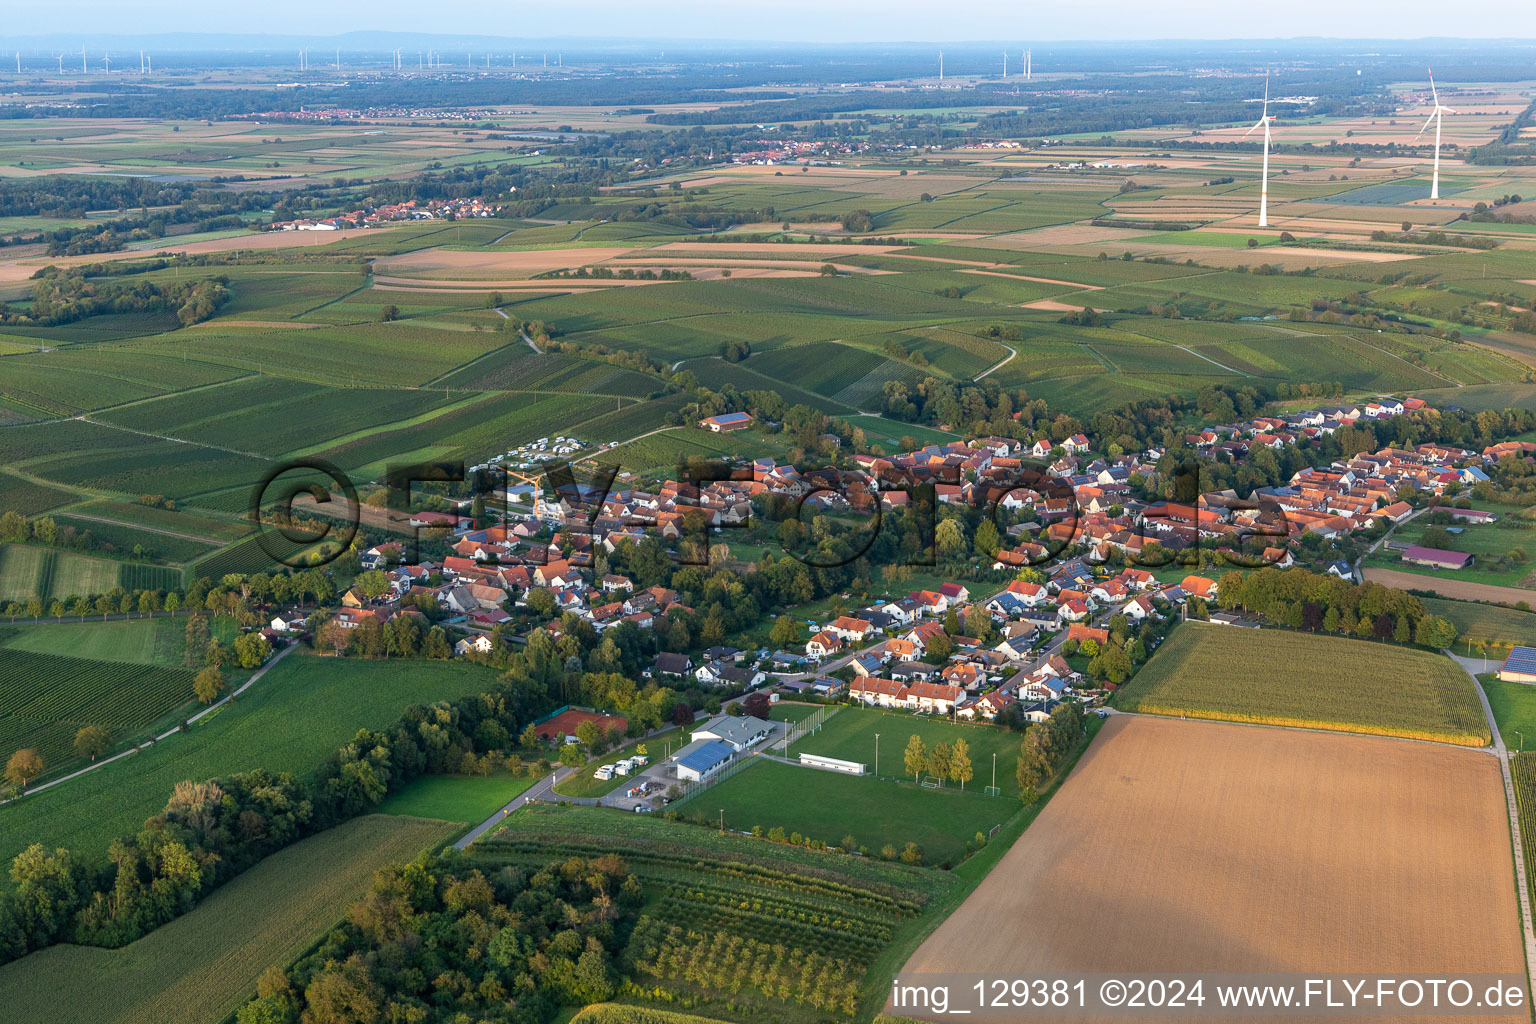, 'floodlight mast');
1243,73,1275,227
